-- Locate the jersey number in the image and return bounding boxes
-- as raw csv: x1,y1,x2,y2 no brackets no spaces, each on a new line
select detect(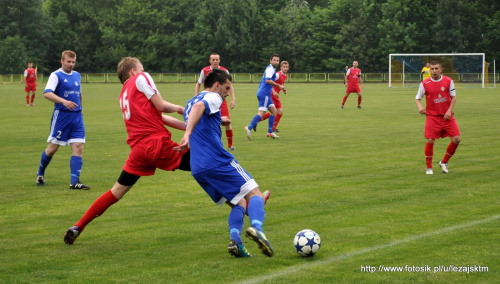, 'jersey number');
119,90,131,120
